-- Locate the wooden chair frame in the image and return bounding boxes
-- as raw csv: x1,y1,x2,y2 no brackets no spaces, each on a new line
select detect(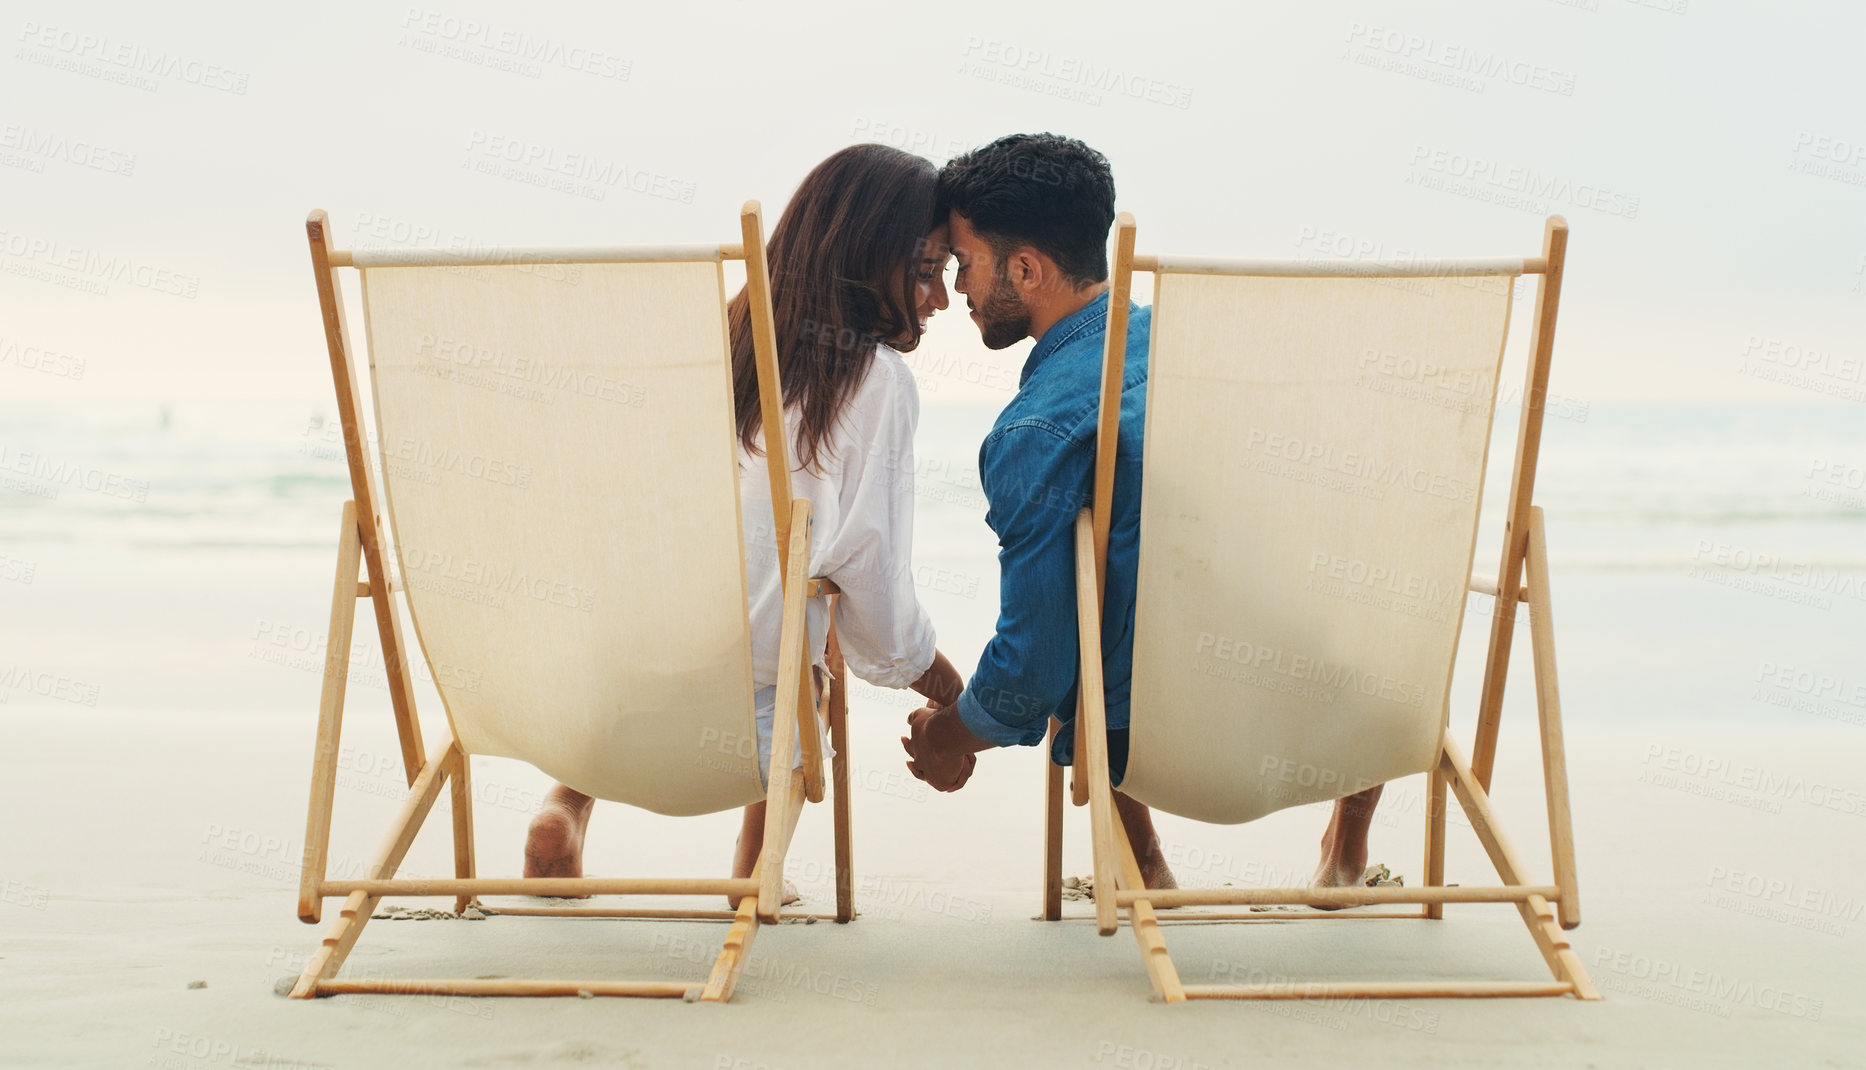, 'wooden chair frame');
1045,214,1599,1002
289,205,856,1003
